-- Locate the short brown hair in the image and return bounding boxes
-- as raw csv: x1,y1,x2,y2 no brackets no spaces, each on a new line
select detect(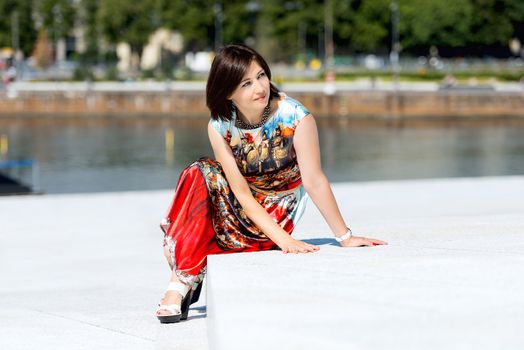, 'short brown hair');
206,44,280,121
